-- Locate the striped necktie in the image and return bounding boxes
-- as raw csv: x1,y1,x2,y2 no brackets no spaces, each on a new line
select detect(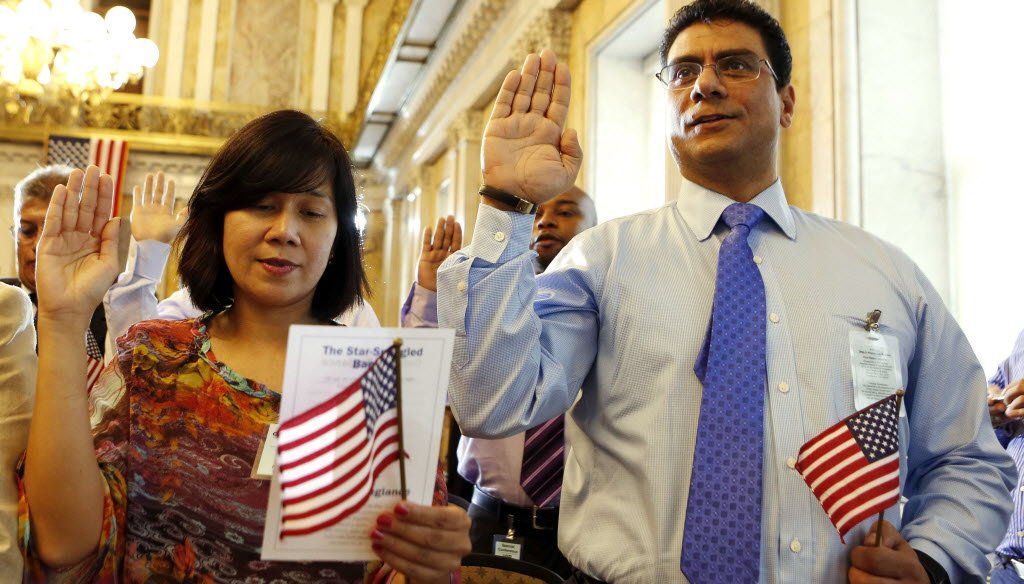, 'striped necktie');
681,203,767,583
520,415,565,508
